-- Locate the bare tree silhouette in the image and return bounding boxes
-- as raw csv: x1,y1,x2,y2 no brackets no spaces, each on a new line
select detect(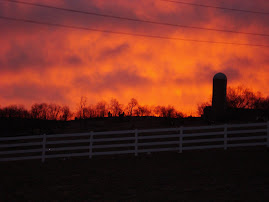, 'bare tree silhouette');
31,103,49,120
96,101,107,117
0,105,30,119
110,98,123,117
134,105,151,116
126,98,138,116
60,105,73,121
47,104,62,120
76,96,87,119
227,86,257,109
